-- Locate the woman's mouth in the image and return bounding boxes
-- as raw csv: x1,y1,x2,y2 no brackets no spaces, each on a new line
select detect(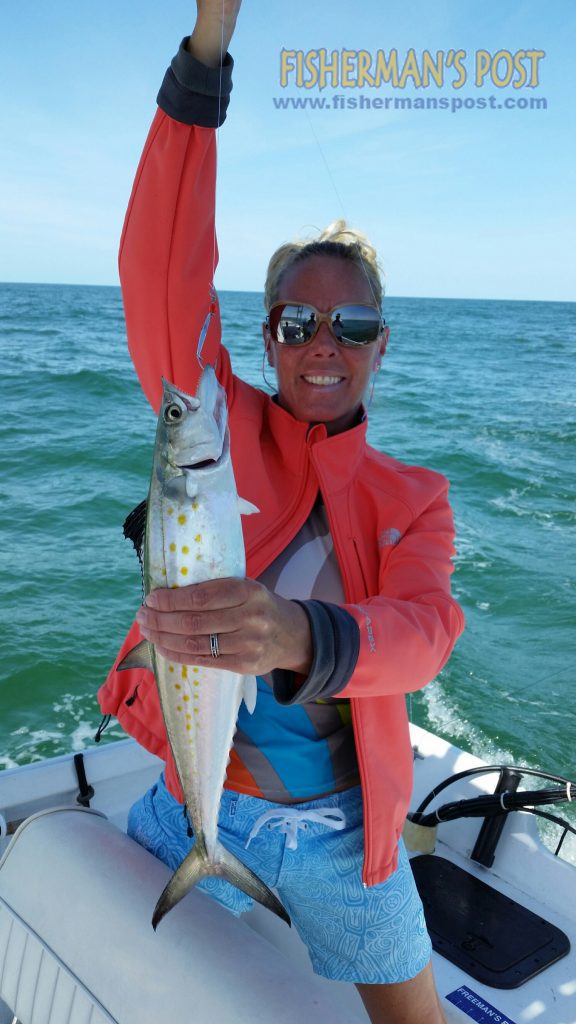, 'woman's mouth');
302,375,344,386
